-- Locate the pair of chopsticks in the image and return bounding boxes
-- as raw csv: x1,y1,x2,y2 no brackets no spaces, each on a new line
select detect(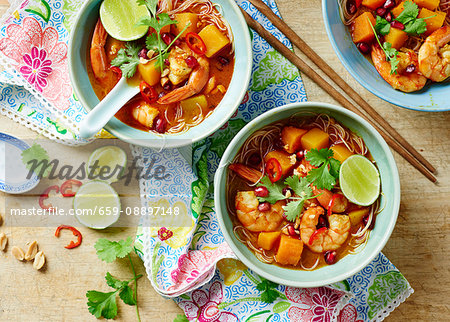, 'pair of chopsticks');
240,0,437,183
